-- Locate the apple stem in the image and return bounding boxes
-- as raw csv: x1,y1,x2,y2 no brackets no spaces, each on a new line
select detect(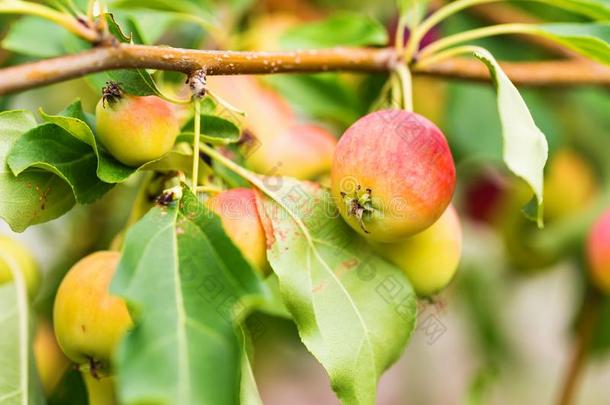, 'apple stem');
395,63,414,112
